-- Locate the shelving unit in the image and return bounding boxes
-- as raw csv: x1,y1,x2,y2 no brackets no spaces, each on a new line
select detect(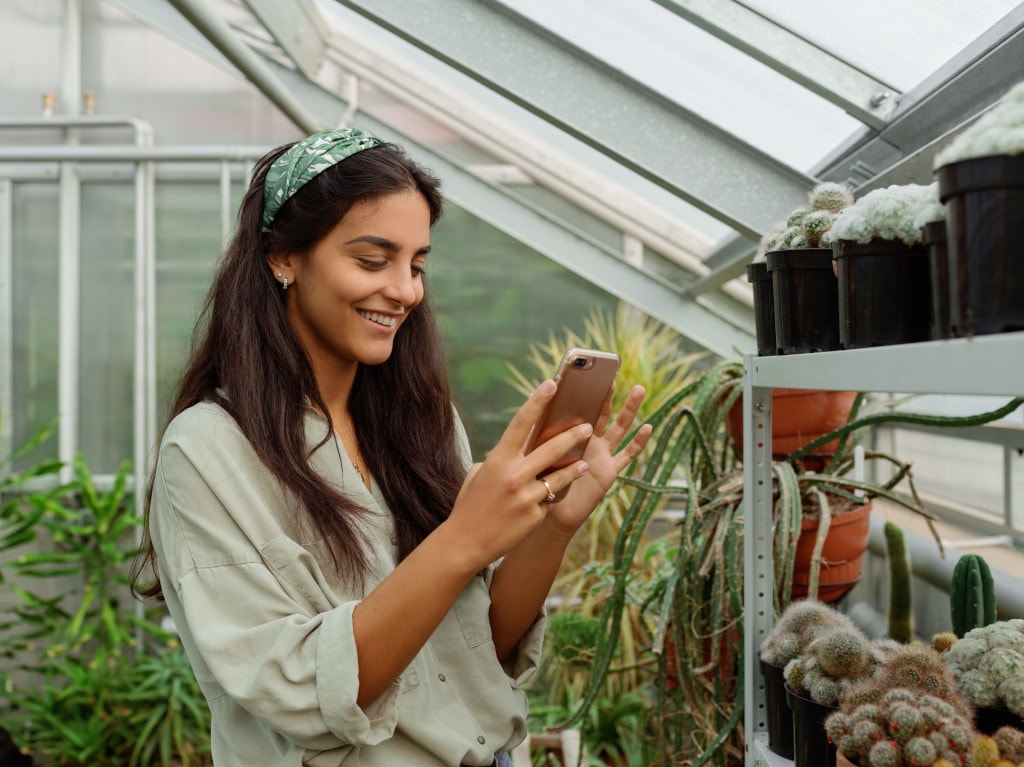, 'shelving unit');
741,331,1024,767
